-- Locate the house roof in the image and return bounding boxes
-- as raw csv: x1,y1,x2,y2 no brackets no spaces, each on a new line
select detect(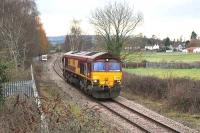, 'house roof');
187,47,198,50
189,39,200,47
